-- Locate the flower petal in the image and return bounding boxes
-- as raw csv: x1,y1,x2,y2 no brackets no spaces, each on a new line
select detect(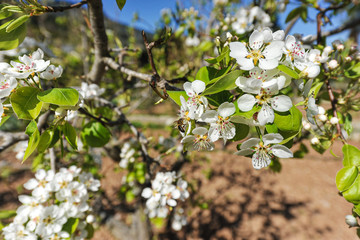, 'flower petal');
263,41,284,59
258,104,274,125
235,149,254,156
218,102,235,118
229,42,248,59
200,110,217,123
249,30,264,50
183,82,194,96
192,80,206,94
237,94,256,112
141,188,153,199
238,57,255,70
258,58,279,70
192,127,208,136
271,95,292,112
240,138,260,149
208,127,220,142
252,151,271,169
263,133,283,145
271,144,293,158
